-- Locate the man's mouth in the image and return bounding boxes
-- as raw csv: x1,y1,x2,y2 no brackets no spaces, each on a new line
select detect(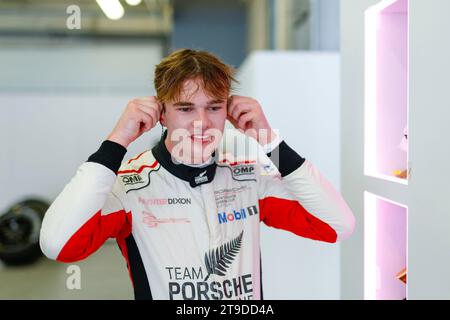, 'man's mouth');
191,135,213,143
